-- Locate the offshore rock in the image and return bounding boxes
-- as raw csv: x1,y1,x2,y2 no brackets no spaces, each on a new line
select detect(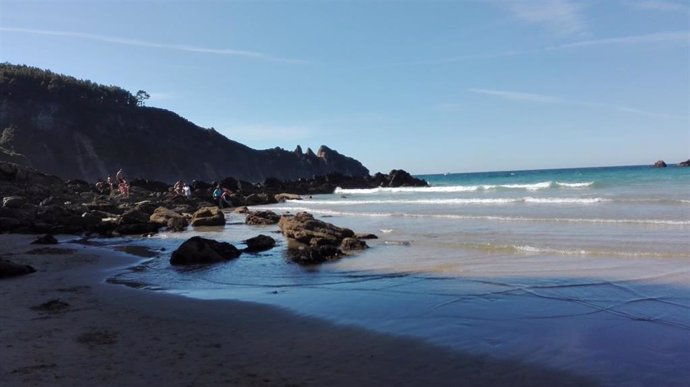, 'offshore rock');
0,259,36,279
678,159,690,167
170,236,241,265
654,160,667,168
190,206,226,227
243,234,277,253
245,210,281,225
